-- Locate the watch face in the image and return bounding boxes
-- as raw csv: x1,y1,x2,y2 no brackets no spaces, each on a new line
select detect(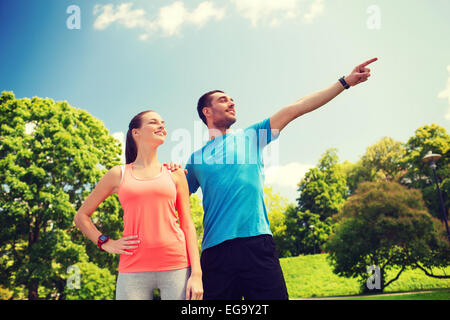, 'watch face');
99,235,109,242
